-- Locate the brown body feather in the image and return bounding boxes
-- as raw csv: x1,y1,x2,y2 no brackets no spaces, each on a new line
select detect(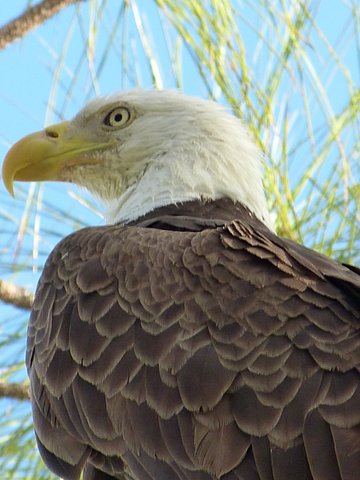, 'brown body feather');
27,199,360,479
